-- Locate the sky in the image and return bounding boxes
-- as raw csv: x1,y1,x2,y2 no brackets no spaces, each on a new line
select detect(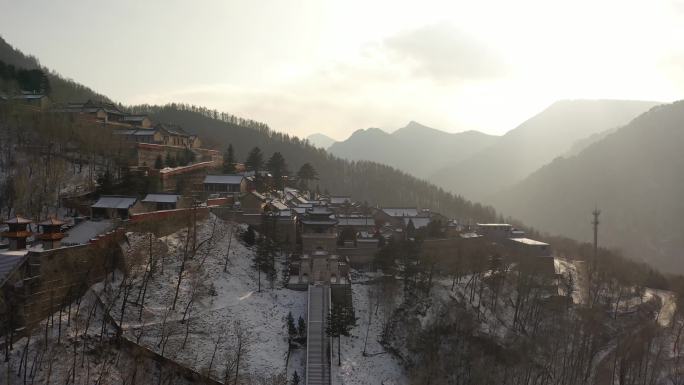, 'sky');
1,0,683,140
